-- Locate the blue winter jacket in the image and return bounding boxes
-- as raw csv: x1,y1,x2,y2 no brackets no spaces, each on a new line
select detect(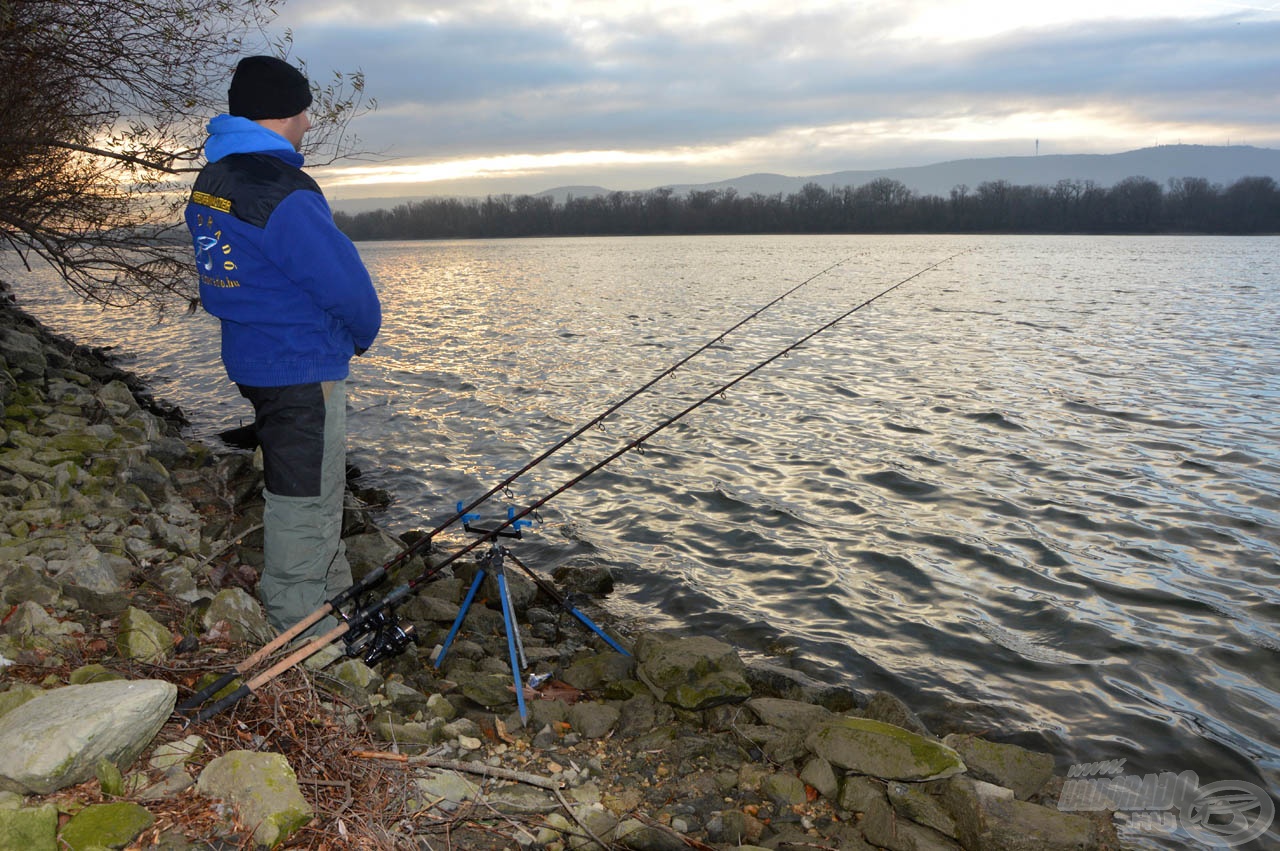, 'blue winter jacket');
184,115,381,387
